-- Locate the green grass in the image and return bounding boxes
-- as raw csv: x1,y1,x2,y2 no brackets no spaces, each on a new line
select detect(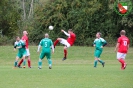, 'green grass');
0,46,133,88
